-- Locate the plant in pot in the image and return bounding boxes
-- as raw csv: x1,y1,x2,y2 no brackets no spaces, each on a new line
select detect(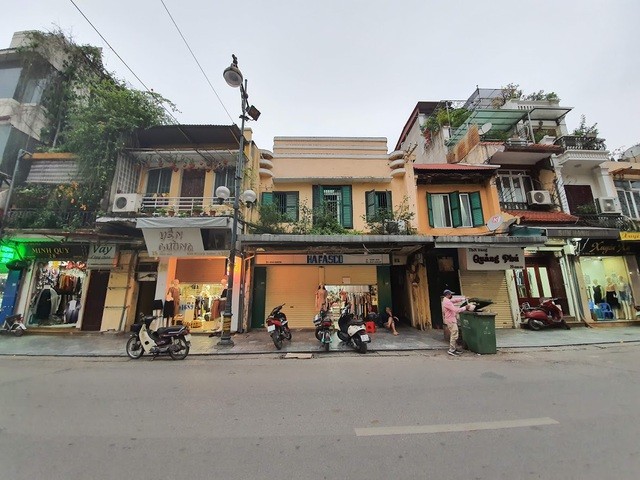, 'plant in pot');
192,205,203,216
